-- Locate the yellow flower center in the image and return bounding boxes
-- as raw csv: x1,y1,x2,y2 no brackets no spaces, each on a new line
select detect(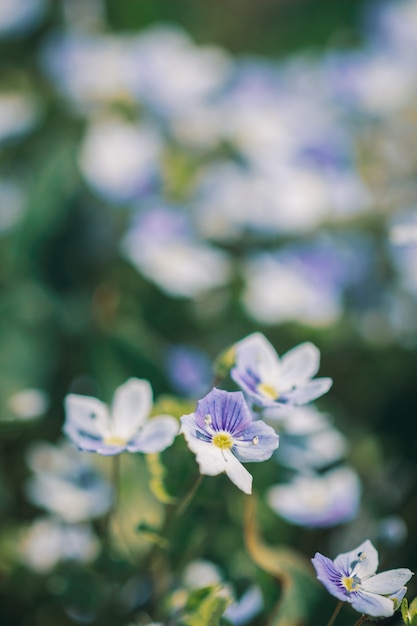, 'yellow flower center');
342,576,360,593
257,382,279,400
103,435,126,446
212,432,233,450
